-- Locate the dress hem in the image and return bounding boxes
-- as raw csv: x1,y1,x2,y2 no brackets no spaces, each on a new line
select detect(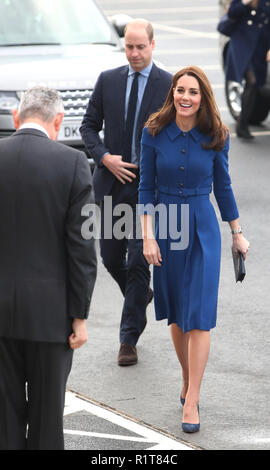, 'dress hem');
155,316,215,333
